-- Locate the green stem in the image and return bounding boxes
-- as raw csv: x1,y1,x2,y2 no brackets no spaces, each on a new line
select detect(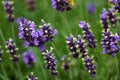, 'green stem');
115,56,119,79
32,48,47,80
11,23,15,41
51,43,61,59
